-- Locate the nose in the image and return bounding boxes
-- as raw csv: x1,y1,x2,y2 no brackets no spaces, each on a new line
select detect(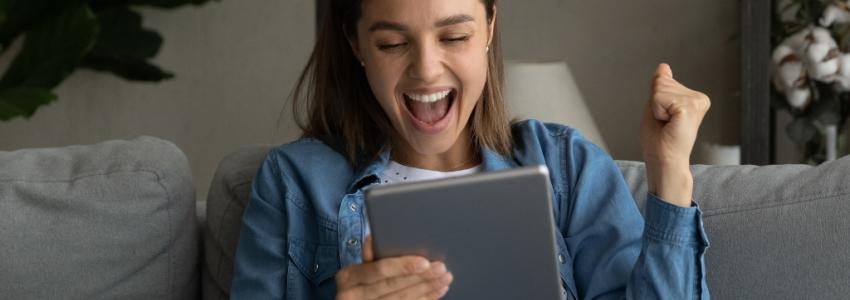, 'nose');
407,41,444,83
